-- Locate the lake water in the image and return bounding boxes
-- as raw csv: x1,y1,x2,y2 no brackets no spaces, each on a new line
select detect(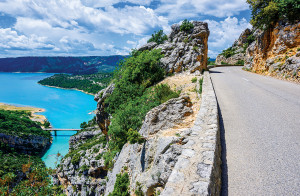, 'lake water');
0,72,97,168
